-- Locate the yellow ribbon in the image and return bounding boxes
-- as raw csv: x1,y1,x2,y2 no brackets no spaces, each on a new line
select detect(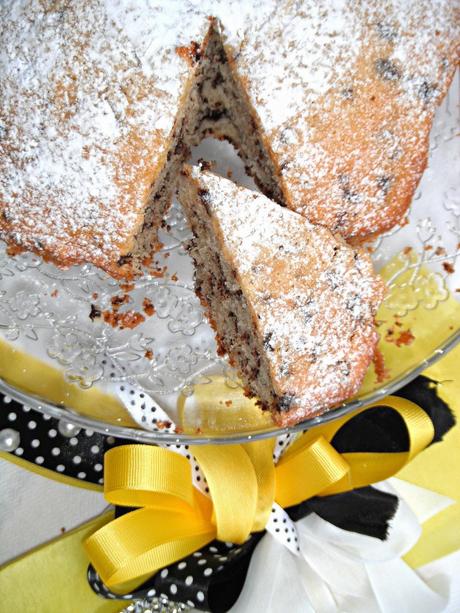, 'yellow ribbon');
85,396,434,592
